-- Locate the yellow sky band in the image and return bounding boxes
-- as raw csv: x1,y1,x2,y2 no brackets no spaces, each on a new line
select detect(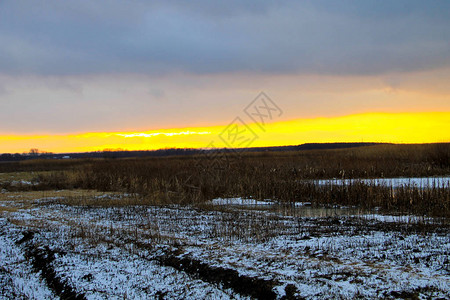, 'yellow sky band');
1,111,449,153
